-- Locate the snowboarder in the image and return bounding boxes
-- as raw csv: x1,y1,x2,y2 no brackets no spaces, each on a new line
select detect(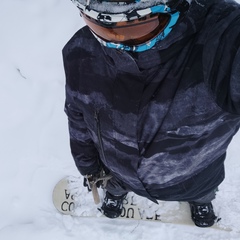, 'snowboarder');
63,0,240,227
